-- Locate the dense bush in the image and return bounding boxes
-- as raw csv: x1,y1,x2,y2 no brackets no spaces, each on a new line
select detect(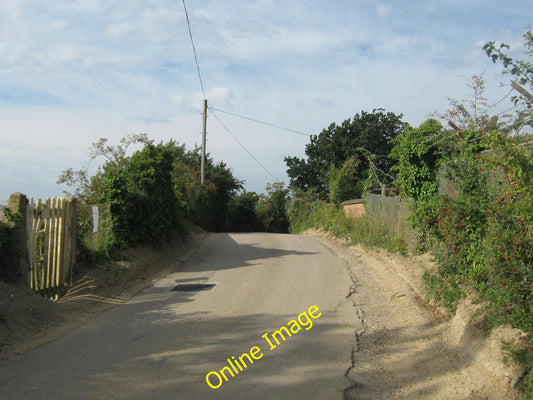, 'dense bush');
0,210,20,283
256,182,290,233
61,136,251,255
392,119,532,330
226,191,262,232
98,142,185,247
390,119,447,201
